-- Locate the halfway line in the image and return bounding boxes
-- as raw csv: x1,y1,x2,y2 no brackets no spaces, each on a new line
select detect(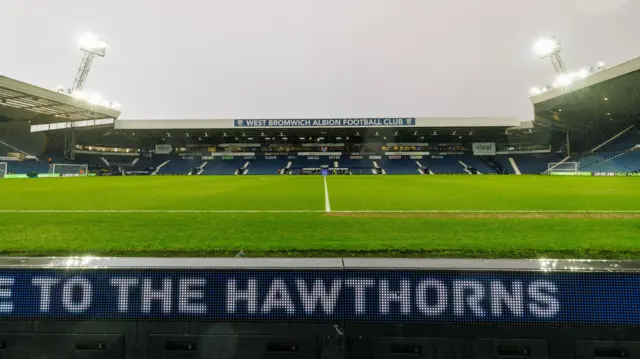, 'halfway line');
0,209,639,214
323,176,332,213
